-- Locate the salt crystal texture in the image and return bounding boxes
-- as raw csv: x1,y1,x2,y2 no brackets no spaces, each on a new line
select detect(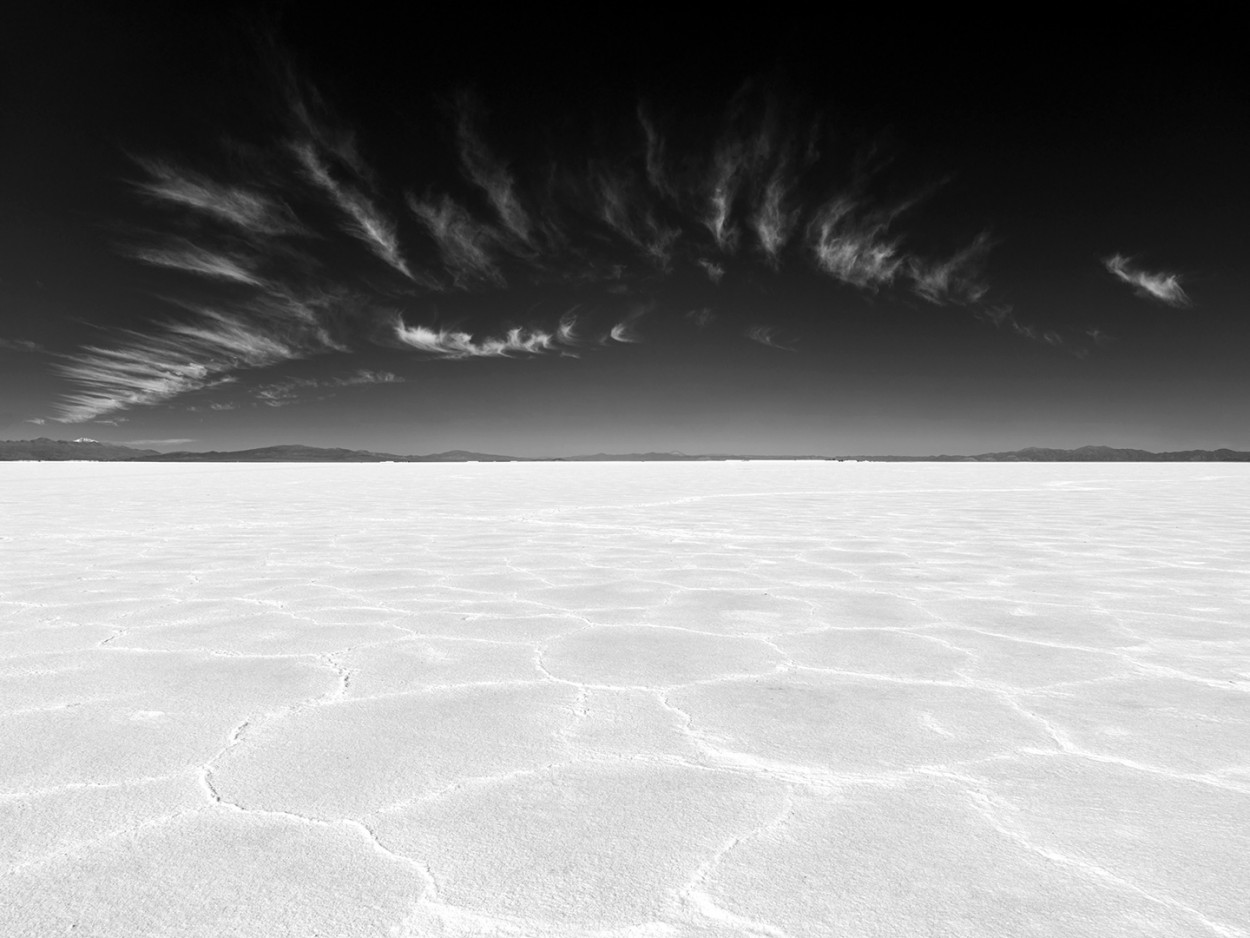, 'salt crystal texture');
1,461,1247,937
